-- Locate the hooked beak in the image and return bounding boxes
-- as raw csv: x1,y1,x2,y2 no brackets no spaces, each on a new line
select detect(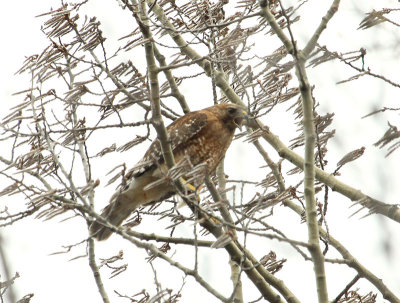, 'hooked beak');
235,110,249,131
